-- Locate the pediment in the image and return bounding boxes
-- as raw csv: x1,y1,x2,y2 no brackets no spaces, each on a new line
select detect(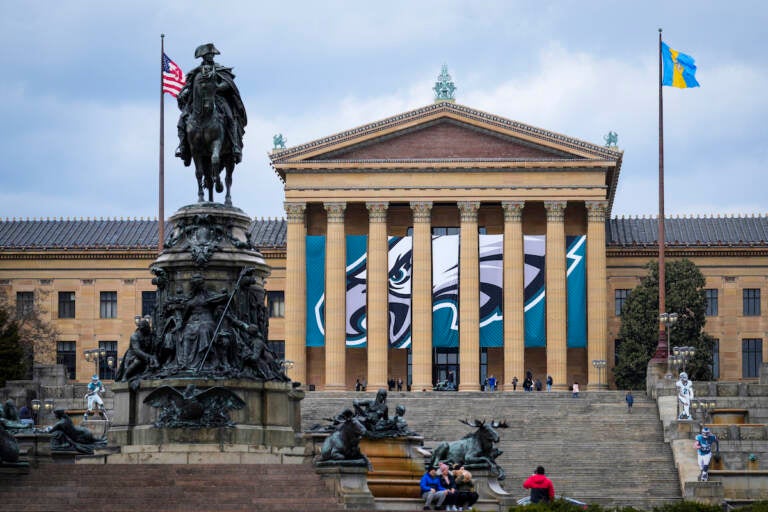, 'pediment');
314,119,573,160
270,102,620,165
